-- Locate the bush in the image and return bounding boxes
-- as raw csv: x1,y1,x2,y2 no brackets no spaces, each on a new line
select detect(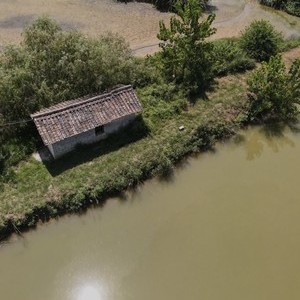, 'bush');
259,0,300,17
116,0,209,12
247,55,300,121
285,0,300,16
240,20,283,62
211,38,255,76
